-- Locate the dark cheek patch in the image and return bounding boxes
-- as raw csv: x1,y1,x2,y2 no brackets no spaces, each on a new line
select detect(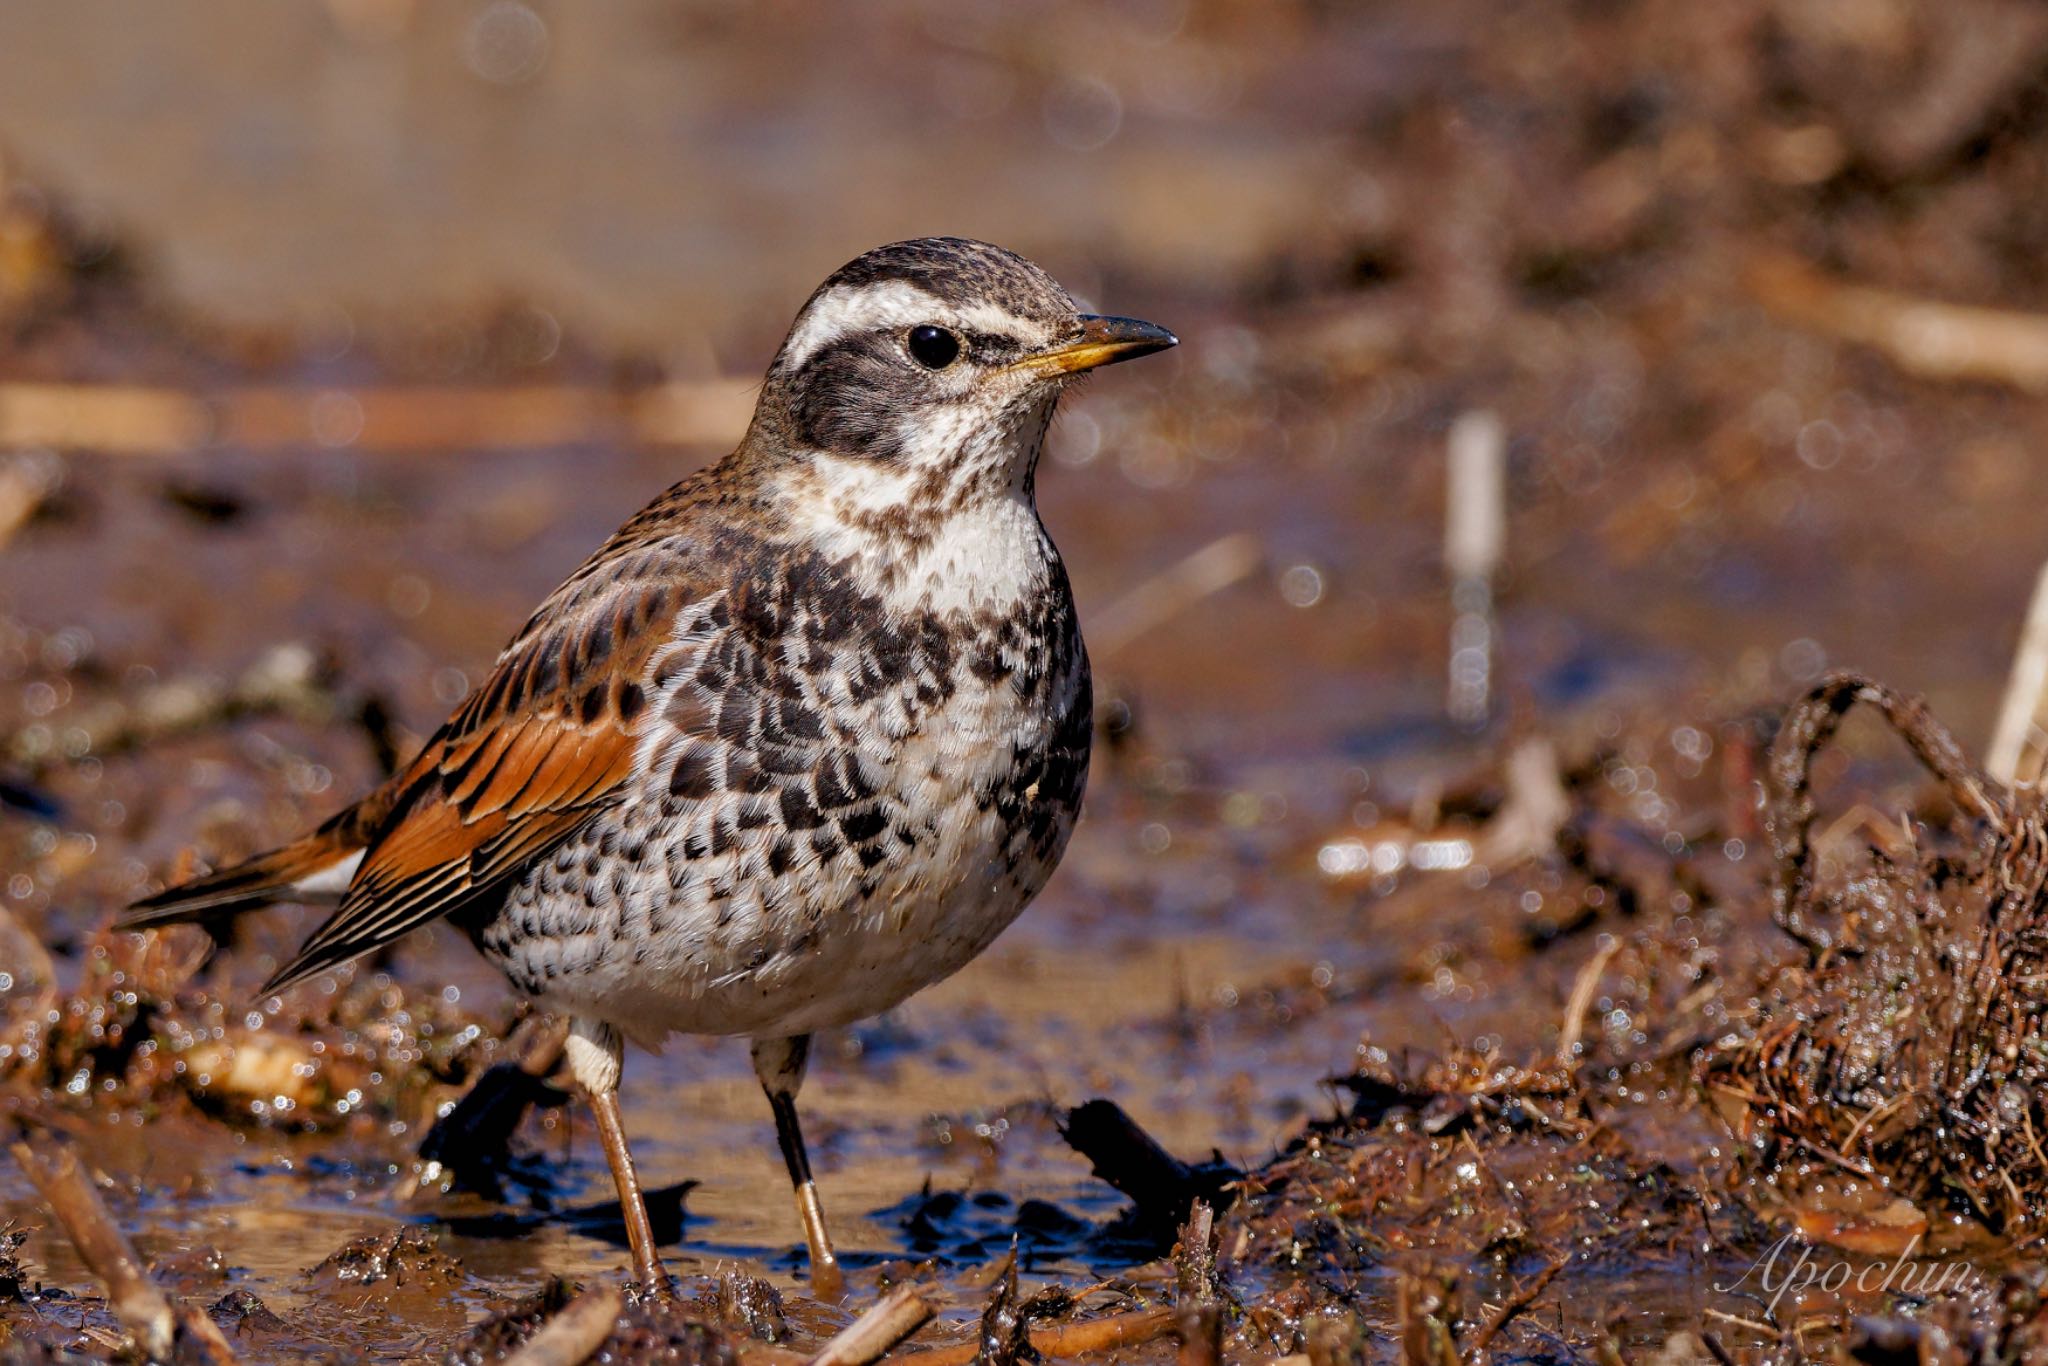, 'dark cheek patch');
791,337,916,460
